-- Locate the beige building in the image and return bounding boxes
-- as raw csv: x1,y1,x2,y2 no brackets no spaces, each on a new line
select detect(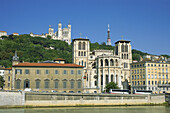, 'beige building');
0,31,7,37
131,61,170,93
4,53,84,93
72,38,132,93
